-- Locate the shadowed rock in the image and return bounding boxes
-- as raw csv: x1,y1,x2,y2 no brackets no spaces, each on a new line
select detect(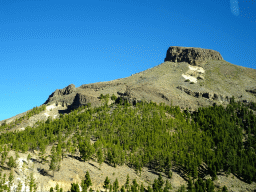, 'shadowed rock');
164,46,223,67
